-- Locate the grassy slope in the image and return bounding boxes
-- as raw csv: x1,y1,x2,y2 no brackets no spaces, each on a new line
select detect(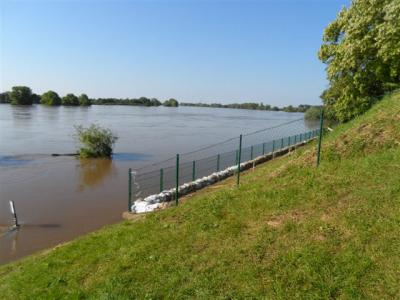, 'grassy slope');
1,93,400,299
